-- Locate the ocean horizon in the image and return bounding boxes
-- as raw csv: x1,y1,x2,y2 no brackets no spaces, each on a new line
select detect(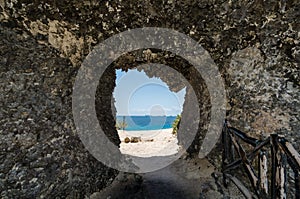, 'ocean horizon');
116,115,177,131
